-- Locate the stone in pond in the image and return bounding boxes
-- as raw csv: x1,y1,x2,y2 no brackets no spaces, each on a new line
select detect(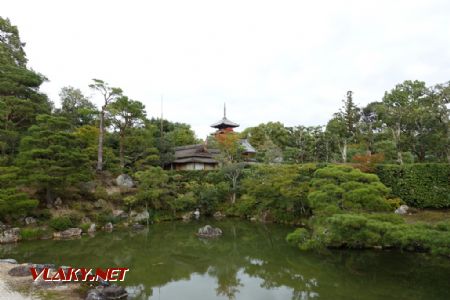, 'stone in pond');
0,227,21,243
102,285,128,299
197,225,223,238
53,228,82,239
8,264,32,277
103,222,113,231
0,258,18,264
